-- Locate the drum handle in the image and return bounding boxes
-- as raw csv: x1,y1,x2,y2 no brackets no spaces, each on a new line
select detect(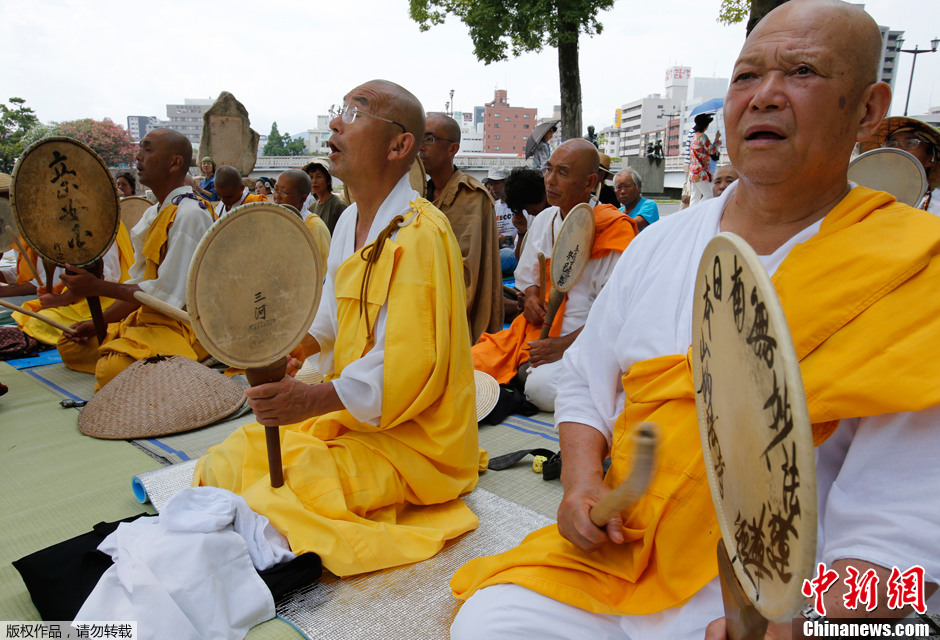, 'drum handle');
246,358,289,489
718,541,770,640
